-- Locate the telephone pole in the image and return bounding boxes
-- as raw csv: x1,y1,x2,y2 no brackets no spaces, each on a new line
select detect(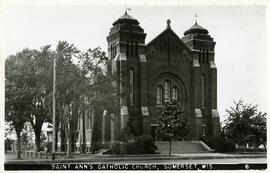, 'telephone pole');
52,54,56,160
